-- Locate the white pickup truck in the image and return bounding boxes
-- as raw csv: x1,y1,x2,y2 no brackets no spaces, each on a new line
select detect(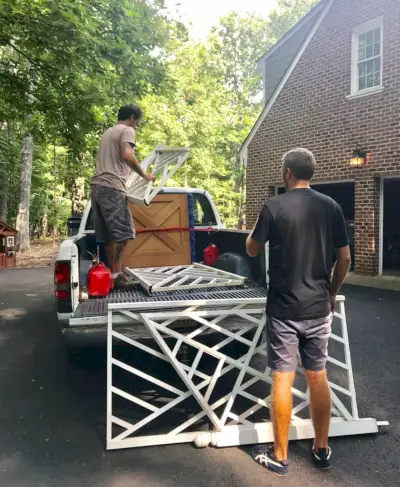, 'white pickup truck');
54,187,267,349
